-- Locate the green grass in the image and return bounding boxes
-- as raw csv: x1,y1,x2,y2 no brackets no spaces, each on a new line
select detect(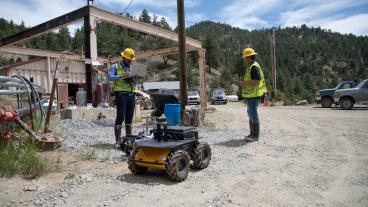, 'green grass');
78,148,96,161
64,172,75,180
0,139,60,179
97,112,106,120
203,120,216,128
133,117,142,123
